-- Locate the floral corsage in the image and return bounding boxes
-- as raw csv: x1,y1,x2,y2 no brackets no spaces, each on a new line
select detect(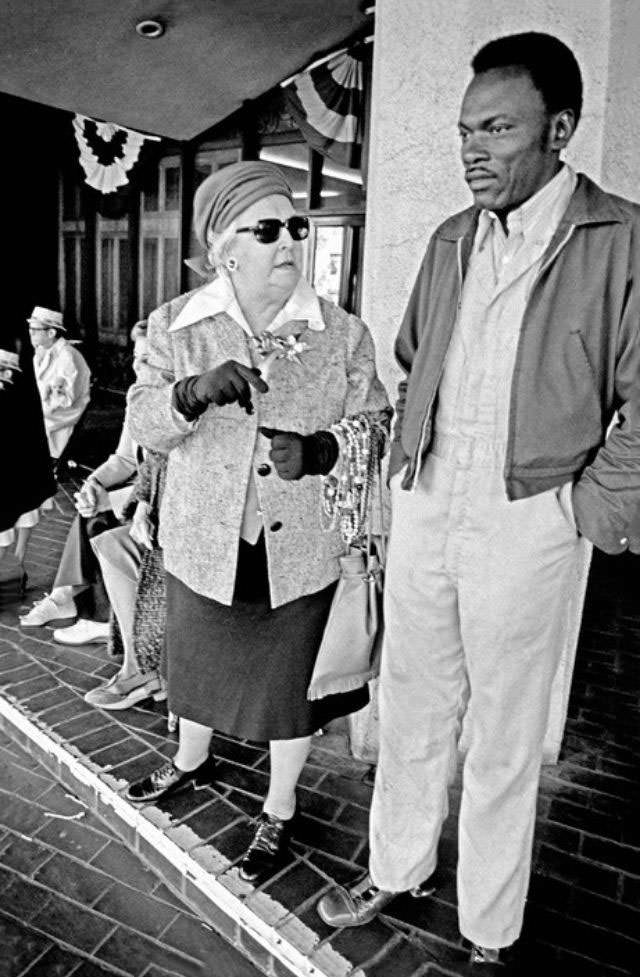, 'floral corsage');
251,331,310,366
251,314,314,373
